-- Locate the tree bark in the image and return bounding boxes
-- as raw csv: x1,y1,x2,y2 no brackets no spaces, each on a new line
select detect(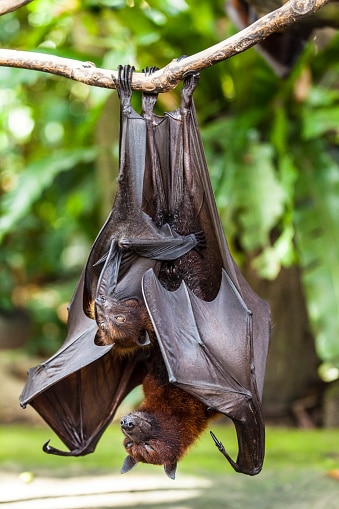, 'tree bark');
0,0,331,92
244,264,322,425
0,0,32,15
